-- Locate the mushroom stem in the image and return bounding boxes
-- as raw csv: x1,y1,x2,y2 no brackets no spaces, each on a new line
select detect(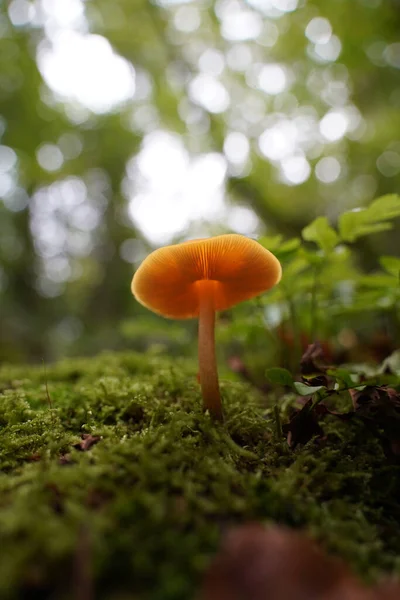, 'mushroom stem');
198,281,223,421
